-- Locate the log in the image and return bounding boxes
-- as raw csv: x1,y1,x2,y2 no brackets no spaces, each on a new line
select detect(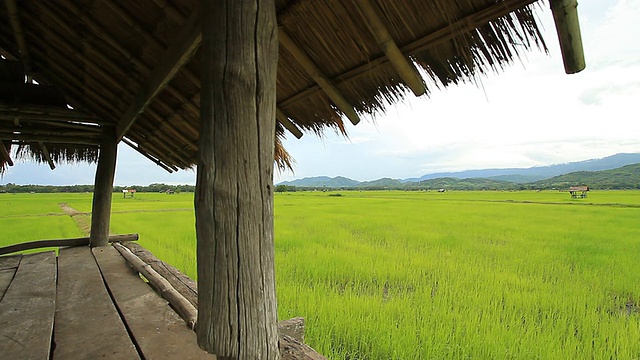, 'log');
119,241,198,307
113,242,198,329
550,0,585,74
0,234,139,256
278,317,305,343
197,0,280,357
89,125,118,247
